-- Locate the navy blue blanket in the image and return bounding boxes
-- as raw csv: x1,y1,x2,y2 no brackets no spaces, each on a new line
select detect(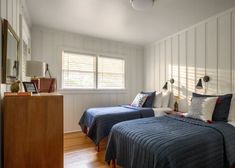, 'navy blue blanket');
105,115,235,168
79,105,154,145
